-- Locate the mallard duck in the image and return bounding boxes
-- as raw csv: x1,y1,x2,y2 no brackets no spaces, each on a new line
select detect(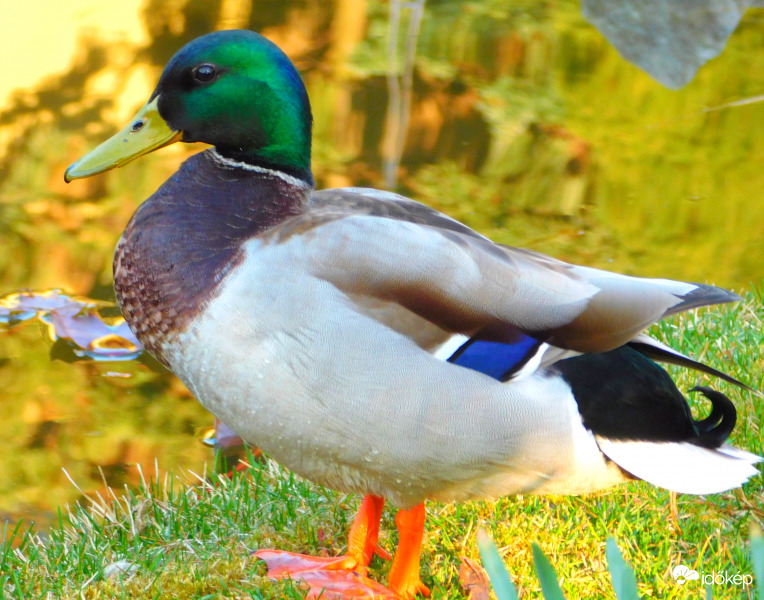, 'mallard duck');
65,30,761,599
